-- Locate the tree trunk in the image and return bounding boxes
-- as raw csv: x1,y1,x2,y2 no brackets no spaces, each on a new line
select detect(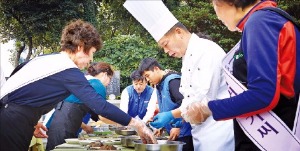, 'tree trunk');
14,42,25,67
25,36,32,61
